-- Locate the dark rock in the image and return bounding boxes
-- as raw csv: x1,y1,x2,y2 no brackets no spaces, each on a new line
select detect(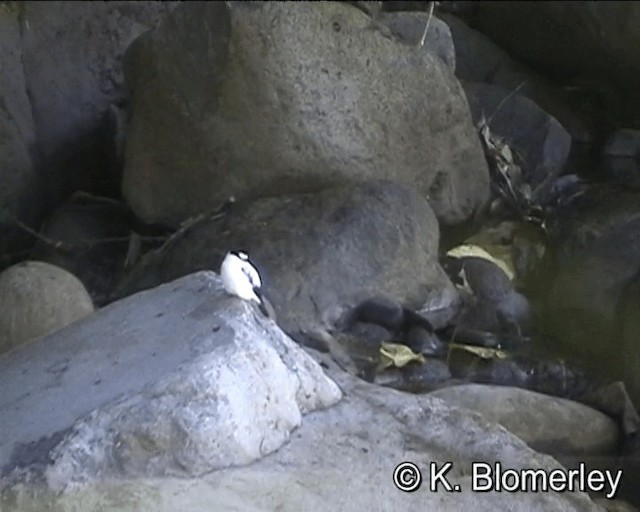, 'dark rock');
404,325,445,356
439,13,590,142
458,256,513,300
602,130,640,185
495,291,531,336
453,296,500,335
604,129,640,158
444,254,531,337
602,156,640,189
619,271,640,414
0,8,40,258
377,358,452,392
122,1,489,228
538,174,587,209
347,296,405,331
20,1,178,201
472,2,640,126
543,187,640,405
463,81,572,188
30,198,132,306
345,322,391,346
378,12,455,70
117,181,457,343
